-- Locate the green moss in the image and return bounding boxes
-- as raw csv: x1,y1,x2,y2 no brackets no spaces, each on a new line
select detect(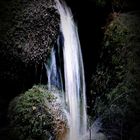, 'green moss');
8,85,68,140
105,17,129,46
91,12,140,139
